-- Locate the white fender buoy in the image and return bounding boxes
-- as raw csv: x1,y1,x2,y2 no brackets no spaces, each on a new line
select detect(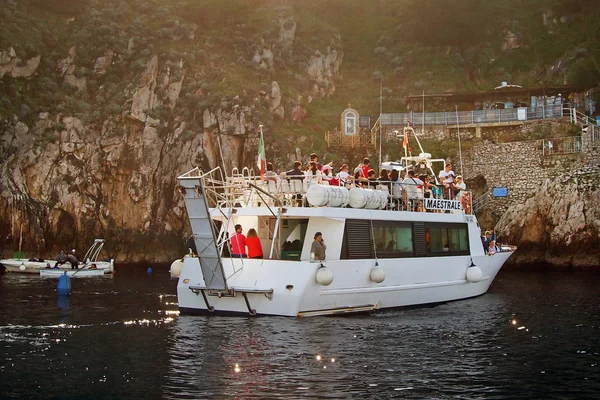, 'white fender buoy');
315,266,334,286
370,265,386,283
170,259,183,278
466,266,483,283
19,264,26,271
